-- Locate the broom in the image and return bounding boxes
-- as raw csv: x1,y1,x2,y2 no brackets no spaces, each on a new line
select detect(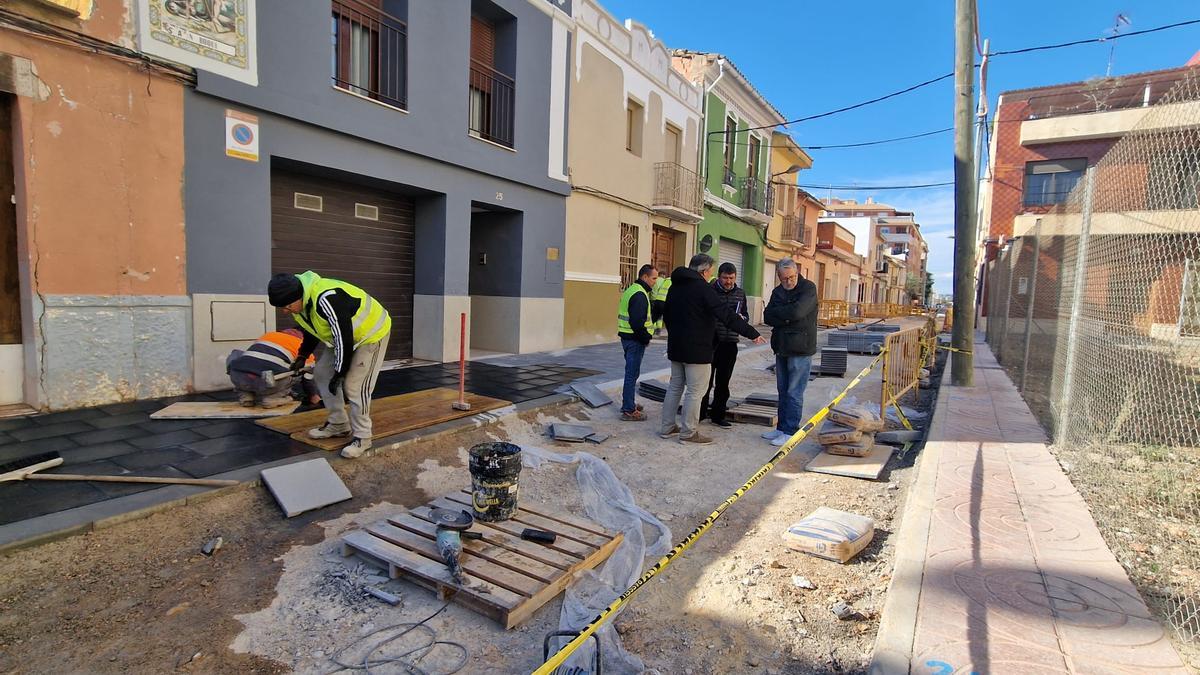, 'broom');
0,452,239,487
